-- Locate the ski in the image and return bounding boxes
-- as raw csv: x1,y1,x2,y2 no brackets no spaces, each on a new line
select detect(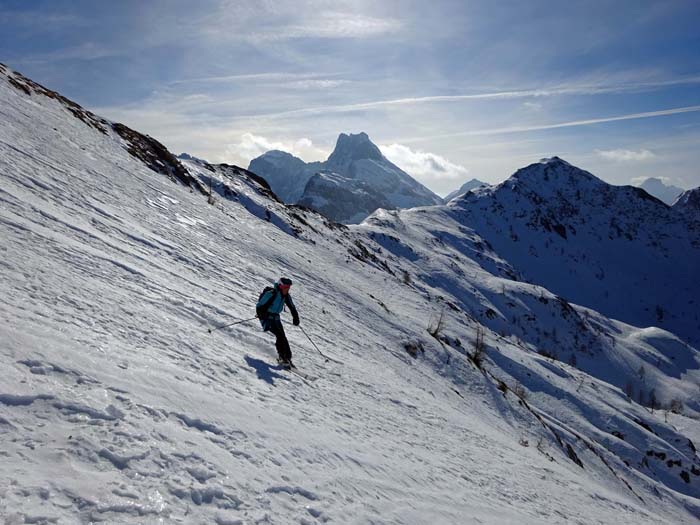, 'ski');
275,358,317,381
286,365,317,382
